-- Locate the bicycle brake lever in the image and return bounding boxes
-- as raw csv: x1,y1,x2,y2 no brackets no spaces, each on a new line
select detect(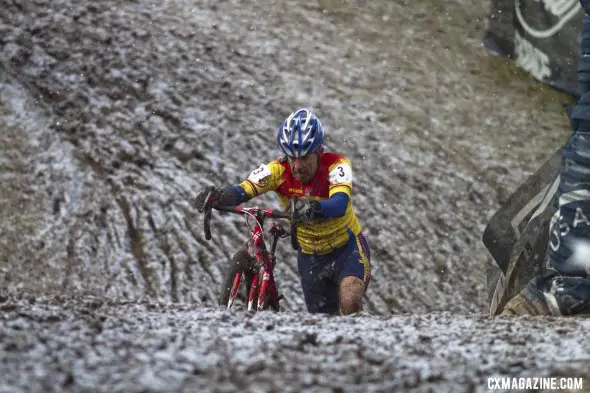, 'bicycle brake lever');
270,226,289,238
290,195,299,251
203,190,214,240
